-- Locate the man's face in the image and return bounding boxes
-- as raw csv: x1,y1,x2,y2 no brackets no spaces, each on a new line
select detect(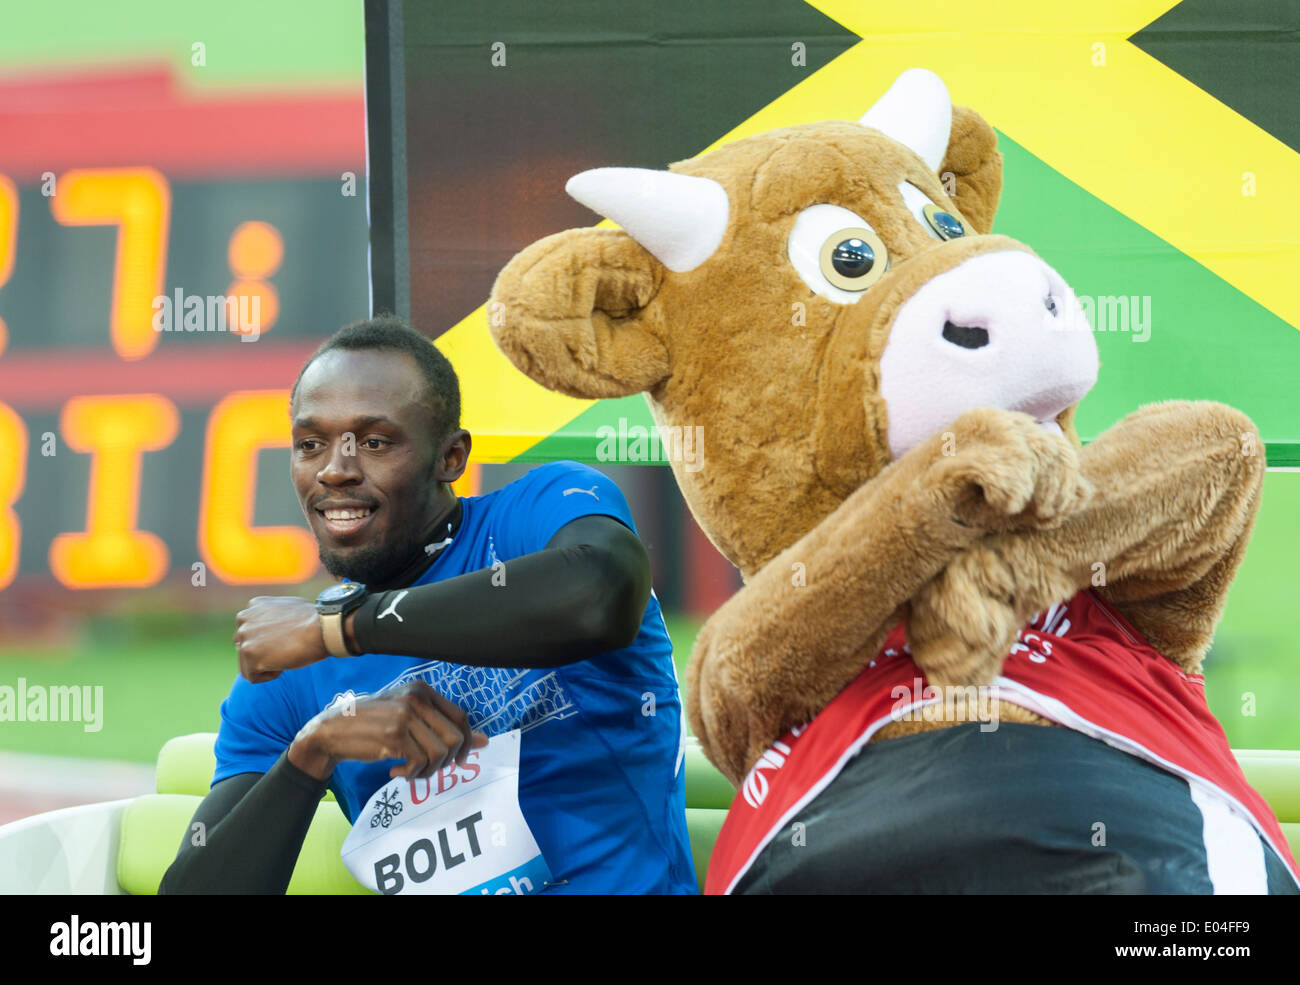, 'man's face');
290,348,445,586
